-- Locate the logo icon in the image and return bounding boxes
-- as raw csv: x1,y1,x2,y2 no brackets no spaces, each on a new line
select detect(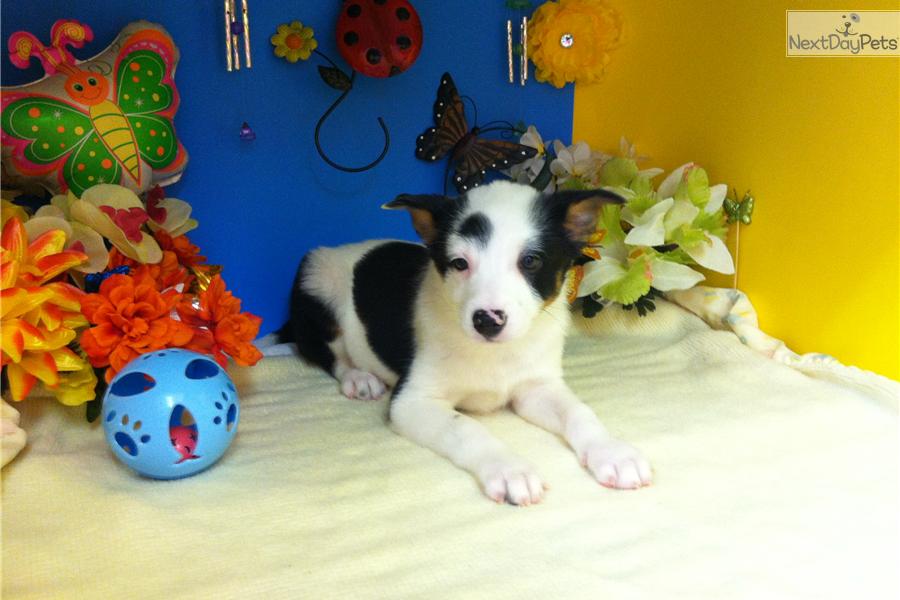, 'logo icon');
835,13,861,37
787,10,899,56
